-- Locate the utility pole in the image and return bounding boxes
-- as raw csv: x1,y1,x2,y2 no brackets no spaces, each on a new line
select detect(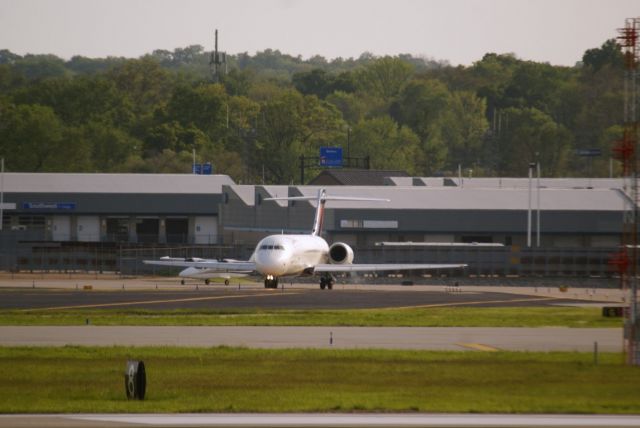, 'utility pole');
536,162,541,247
527,163,535,248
